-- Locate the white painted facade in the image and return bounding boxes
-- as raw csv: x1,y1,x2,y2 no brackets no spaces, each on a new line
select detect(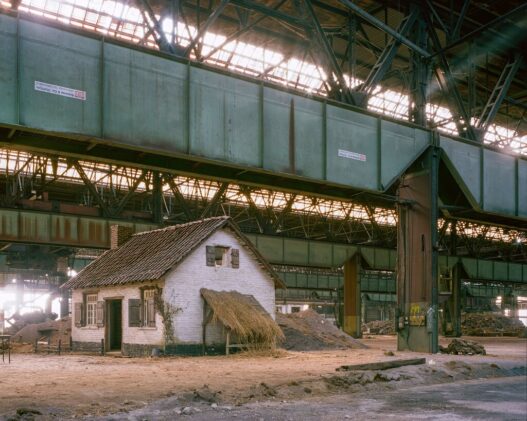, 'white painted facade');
71,227,277,349
71,281,164,346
